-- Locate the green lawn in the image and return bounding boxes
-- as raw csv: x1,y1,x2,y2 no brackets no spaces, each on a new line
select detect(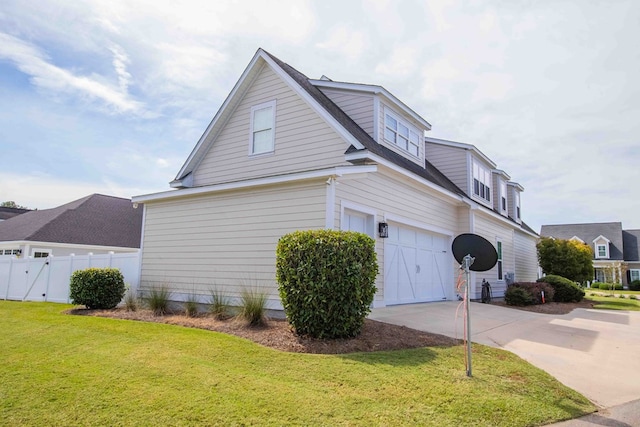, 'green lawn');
587,294,640,311
0,301,594,426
